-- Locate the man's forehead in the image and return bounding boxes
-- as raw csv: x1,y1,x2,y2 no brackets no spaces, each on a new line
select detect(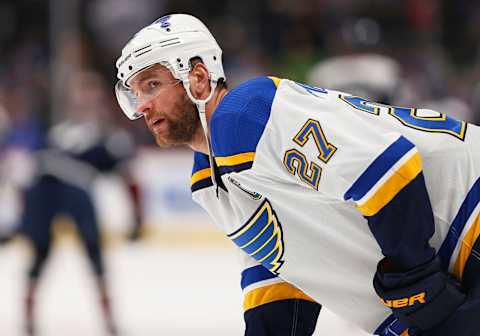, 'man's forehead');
129,64,172,85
